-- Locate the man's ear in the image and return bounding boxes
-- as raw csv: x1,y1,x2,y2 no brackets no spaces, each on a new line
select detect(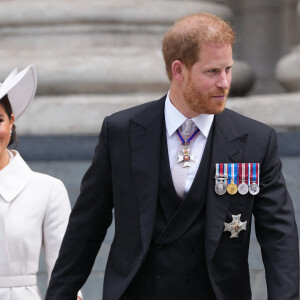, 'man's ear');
171,60,185,81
